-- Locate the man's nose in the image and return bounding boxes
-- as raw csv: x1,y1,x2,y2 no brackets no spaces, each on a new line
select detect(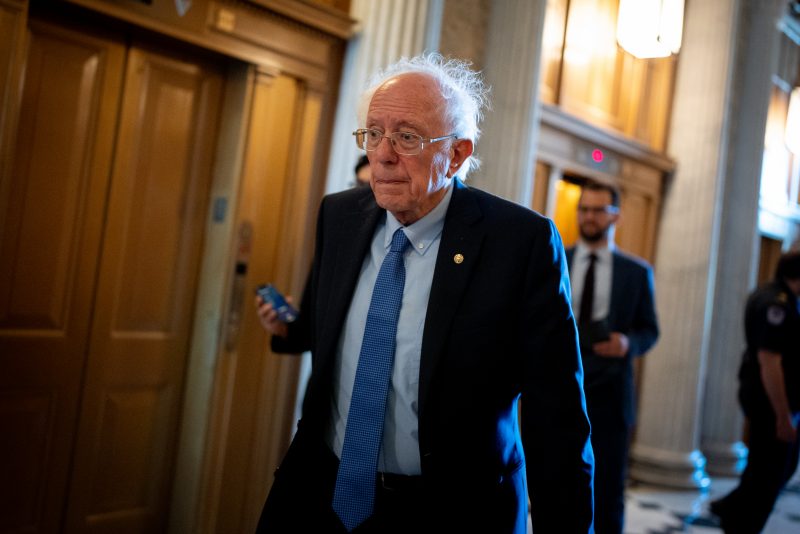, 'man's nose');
373,135,398,159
